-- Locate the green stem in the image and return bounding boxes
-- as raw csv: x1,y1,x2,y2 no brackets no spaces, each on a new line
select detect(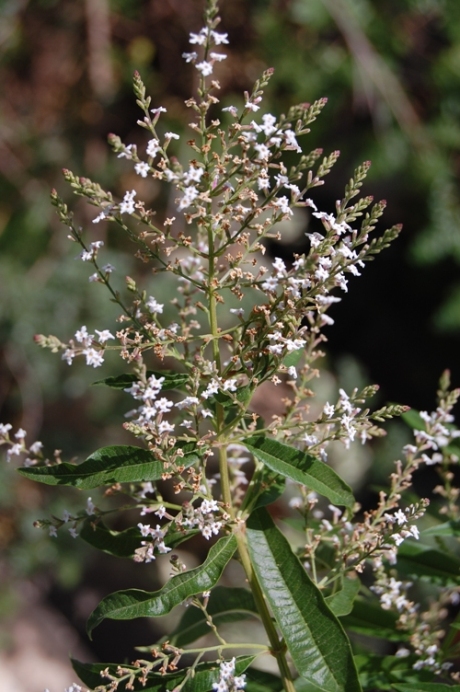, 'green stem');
235,530,296,692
